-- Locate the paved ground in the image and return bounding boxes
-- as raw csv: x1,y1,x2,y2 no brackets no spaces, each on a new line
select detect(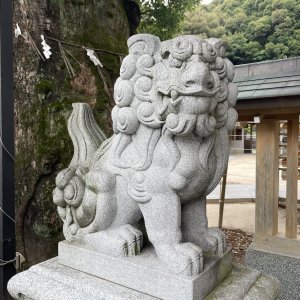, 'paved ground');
206,154,300,238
